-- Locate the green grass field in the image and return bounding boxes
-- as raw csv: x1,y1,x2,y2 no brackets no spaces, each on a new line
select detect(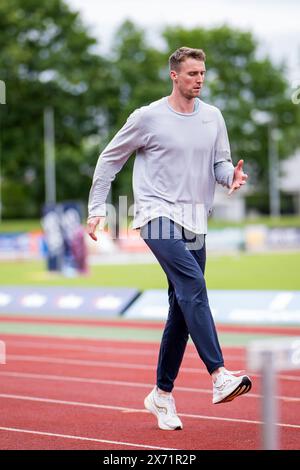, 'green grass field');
1,215,300,232
0,251,299,290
